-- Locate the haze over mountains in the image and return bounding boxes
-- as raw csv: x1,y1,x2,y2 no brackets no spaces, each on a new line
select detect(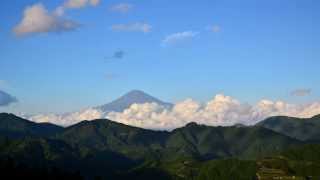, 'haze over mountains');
26,90,320,129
